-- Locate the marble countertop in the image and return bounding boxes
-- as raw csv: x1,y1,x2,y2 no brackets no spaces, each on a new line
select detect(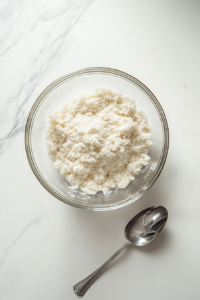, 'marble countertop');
1,0,200,299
